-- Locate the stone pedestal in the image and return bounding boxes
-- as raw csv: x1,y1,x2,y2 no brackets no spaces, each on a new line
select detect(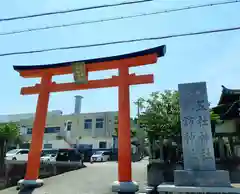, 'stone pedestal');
147,162,164,187
112,181,139,193
17,179,43,189
157,184,240,193
174,170,231,187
